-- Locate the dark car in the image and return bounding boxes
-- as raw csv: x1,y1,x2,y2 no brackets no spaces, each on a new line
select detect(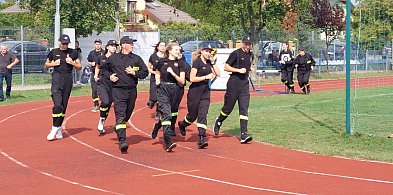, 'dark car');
1,41,50,73
180,40,226,52
322,42,365,60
